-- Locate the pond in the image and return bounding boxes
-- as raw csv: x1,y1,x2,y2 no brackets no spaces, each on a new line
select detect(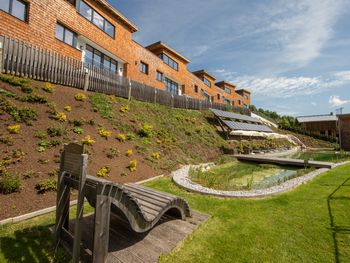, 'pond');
190,160,314,191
